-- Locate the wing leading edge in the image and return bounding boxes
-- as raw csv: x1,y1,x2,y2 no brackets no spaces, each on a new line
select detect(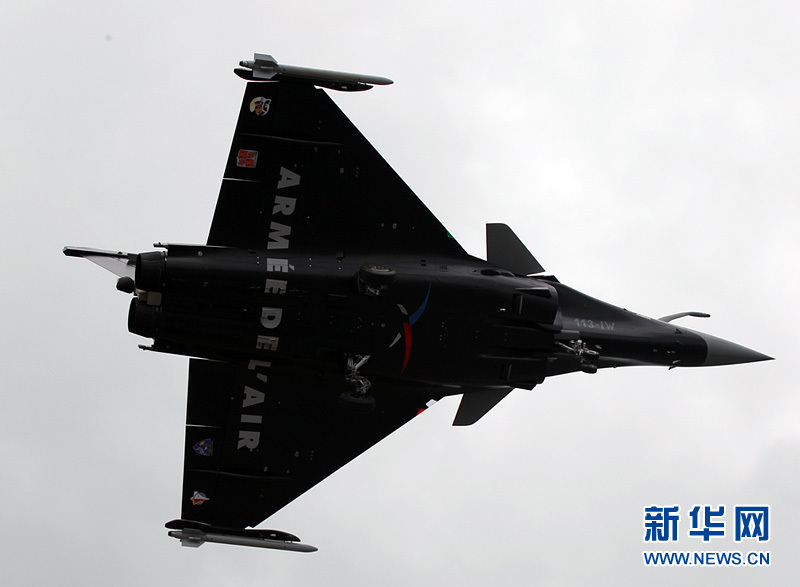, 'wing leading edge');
207,81,468,259
179,359,442,529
